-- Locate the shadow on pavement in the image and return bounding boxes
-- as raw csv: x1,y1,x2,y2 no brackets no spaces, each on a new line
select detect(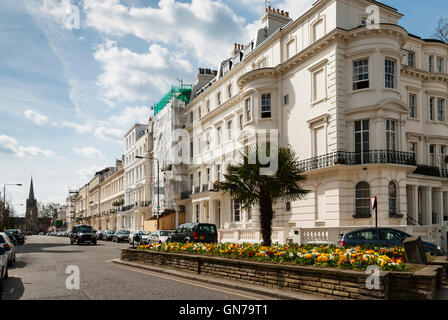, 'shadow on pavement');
16,242,84,254
1,277,24,300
